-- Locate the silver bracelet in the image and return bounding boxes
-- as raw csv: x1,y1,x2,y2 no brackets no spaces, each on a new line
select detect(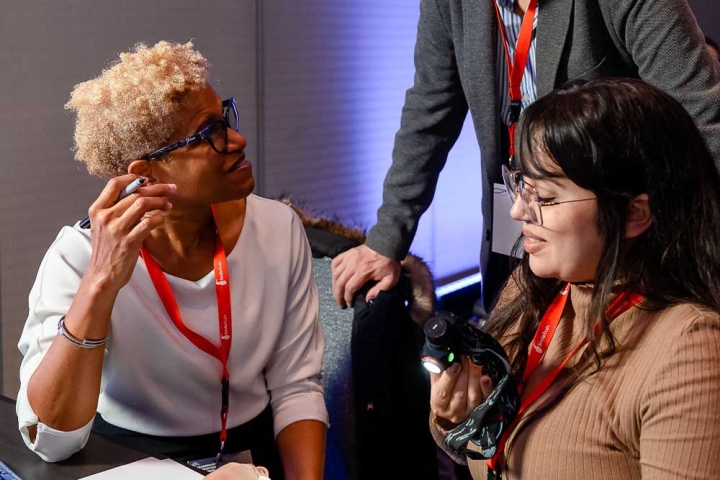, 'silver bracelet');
57,316,108,349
